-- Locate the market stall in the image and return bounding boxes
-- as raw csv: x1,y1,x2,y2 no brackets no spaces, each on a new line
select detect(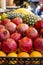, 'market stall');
0,0,43,65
